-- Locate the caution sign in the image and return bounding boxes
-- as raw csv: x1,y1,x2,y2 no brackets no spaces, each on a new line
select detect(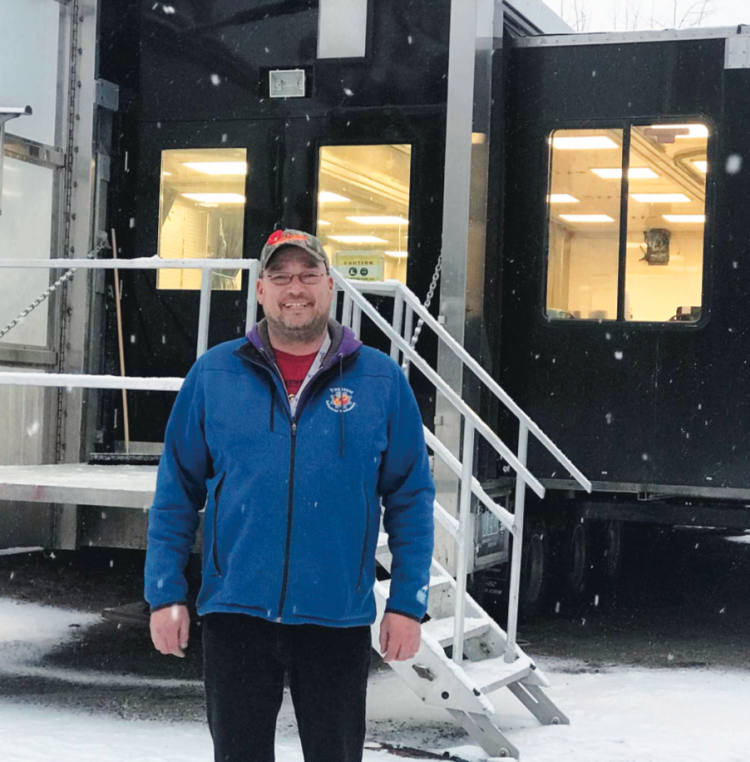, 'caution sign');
334,252,385,282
